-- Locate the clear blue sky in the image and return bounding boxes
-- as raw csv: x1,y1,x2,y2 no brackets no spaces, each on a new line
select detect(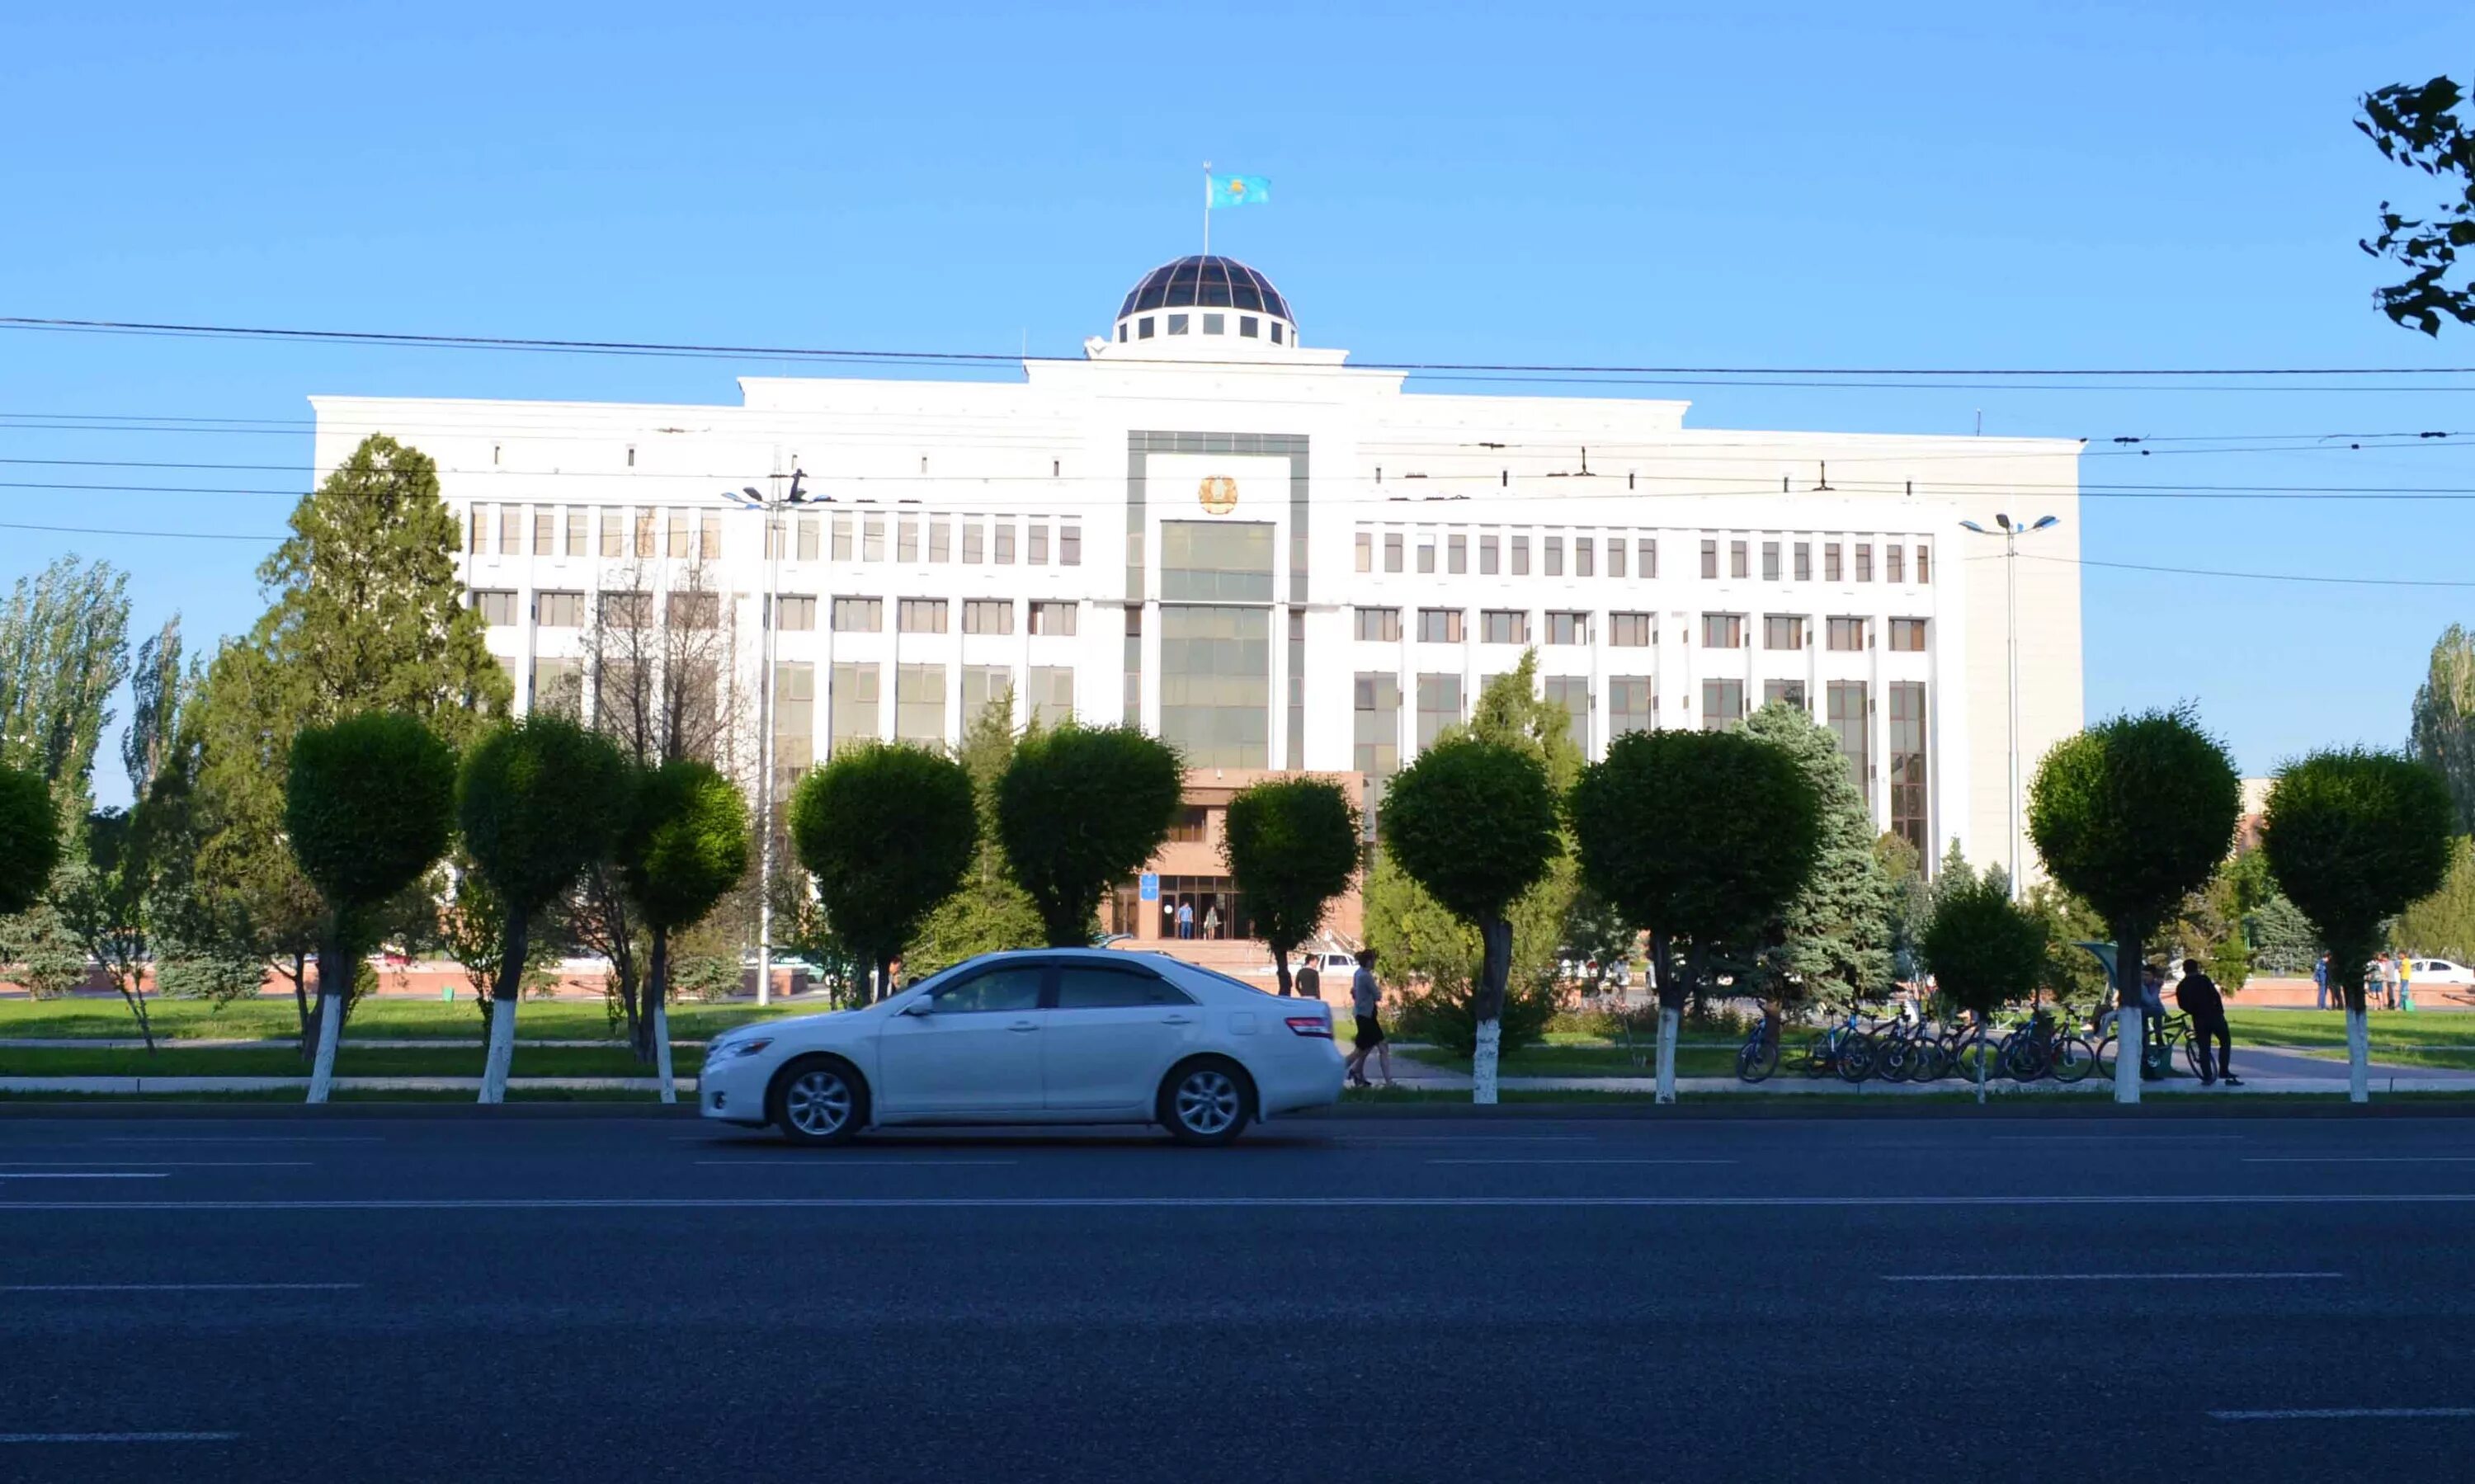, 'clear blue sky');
5,1,2473,807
